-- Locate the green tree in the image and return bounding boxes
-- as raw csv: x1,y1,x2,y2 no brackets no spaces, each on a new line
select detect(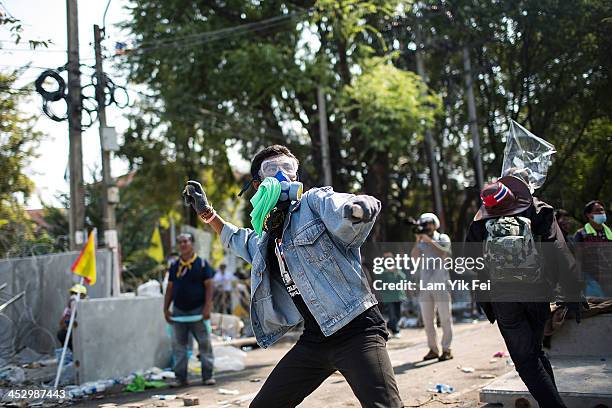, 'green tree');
119,0,439,241
342,57,442,238
0,72,43,257
119,0,611,243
